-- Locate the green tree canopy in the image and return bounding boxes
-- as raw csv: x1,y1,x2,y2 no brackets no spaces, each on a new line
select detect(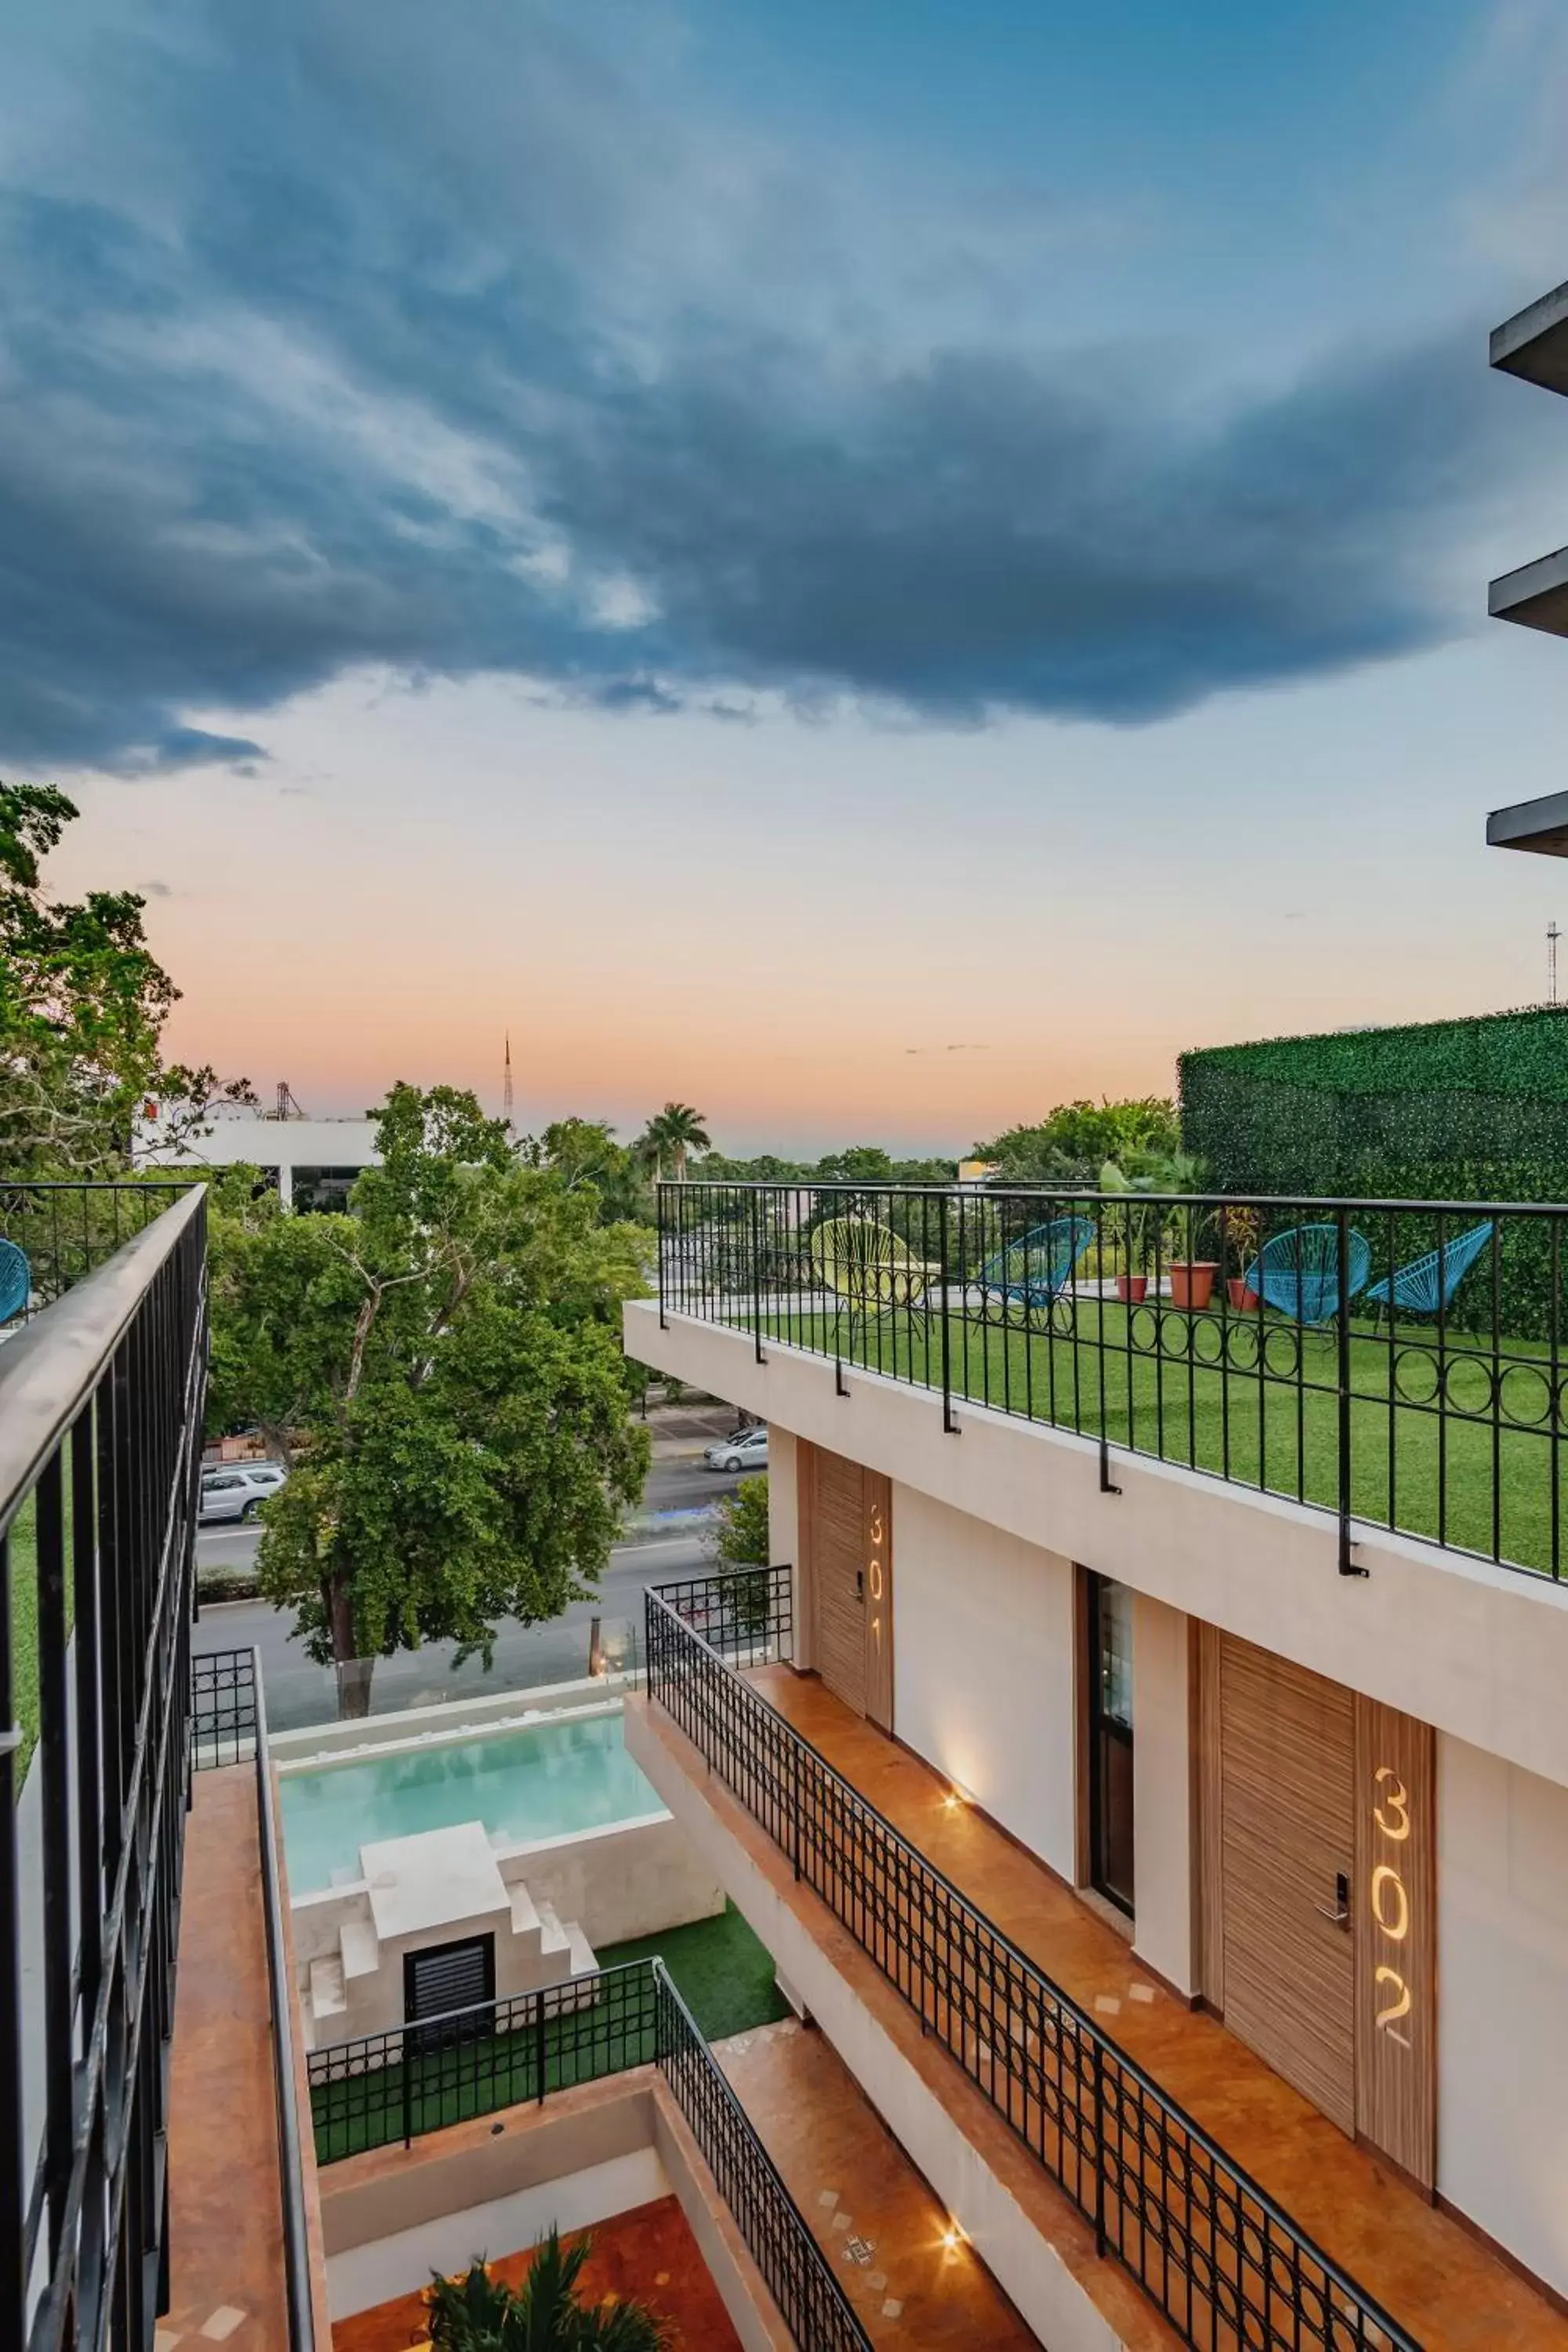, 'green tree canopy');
522,1116,649,1225
633,1101,710,1181
0,779,252,1176
973,1098,1179,1186
209,1083,651,1708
